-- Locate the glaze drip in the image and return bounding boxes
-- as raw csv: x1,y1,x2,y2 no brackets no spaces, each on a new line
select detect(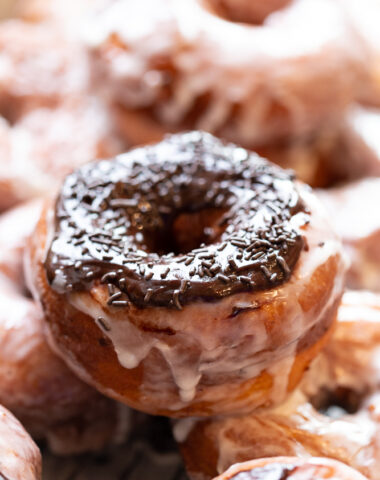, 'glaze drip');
45,131,306,308
230,463,294,480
